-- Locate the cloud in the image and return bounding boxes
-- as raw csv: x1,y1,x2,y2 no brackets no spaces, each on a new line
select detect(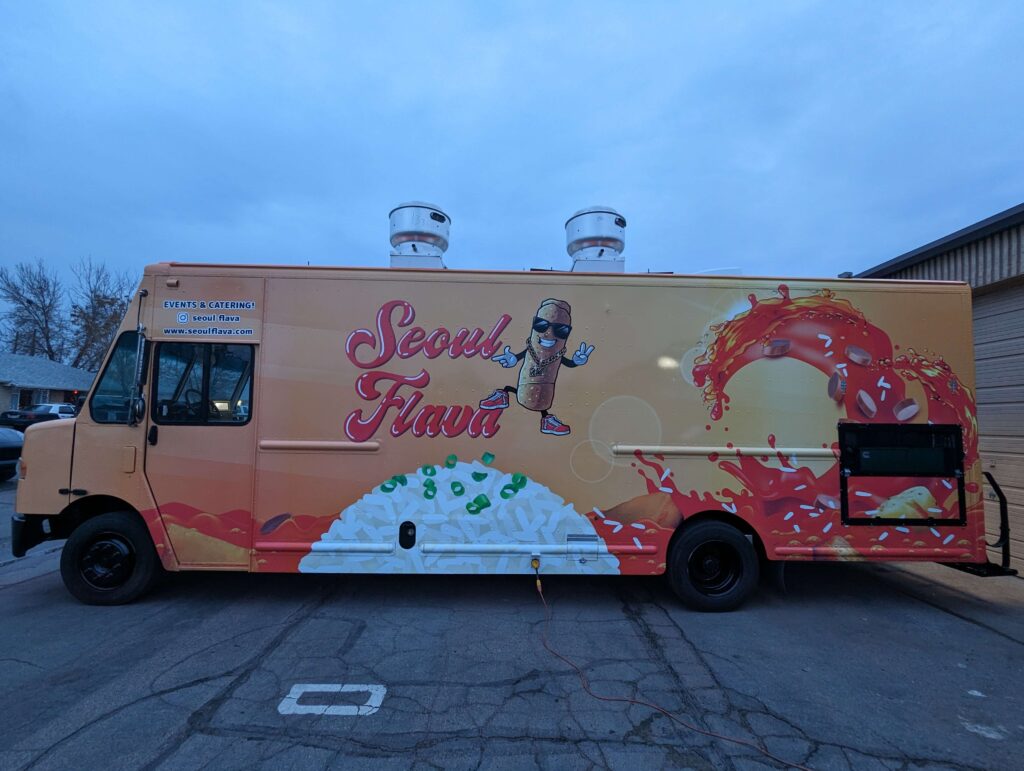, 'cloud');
1,1,1021,278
